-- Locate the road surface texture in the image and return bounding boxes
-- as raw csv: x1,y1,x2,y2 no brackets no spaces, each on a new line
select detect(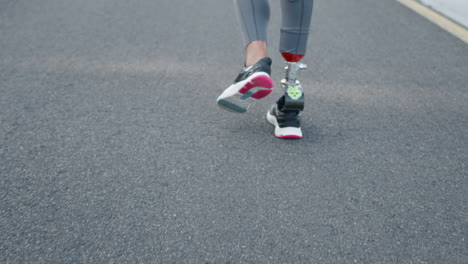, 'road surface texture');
1,0,467,263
